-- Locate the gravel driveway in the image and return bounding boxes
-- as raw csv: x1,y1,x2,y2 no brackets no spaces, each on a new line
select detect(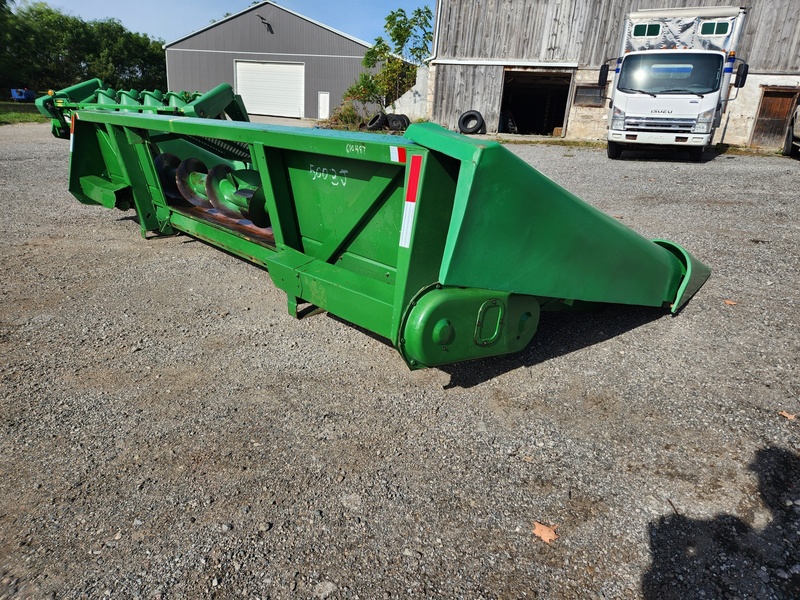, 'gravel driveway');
1,123,798,599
